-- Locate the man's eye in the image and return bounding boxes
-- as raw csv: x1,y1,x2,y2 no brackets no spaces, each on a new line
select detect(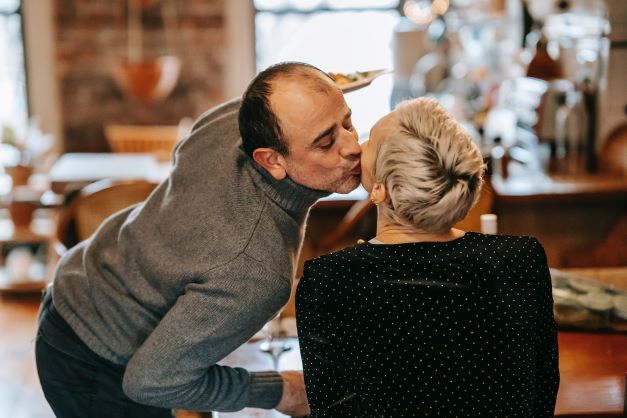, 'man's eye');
345,123,354,131
319,139,335,149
